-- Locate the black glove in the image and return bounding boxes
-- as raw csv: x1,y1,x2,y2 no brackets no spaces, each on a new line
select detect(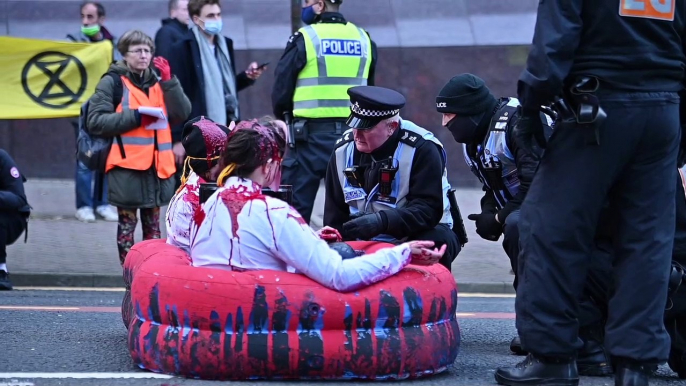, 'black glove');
342,212,384,240
514,106,547,157
467,213,502,241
